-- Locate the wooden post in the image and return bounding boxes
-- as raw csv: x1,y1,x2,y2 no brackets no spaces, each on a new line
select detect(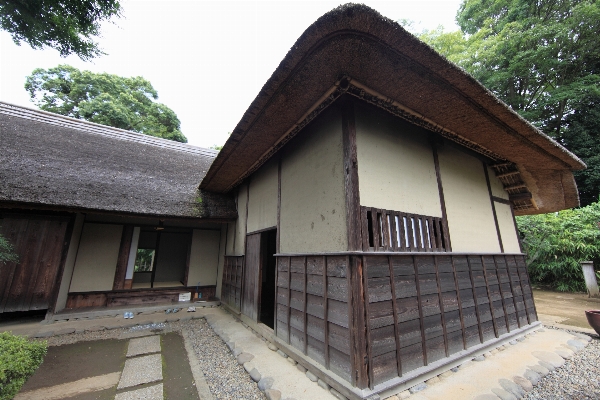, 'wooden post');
113,225,134,290
341,98,362,251
349,255,369,388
